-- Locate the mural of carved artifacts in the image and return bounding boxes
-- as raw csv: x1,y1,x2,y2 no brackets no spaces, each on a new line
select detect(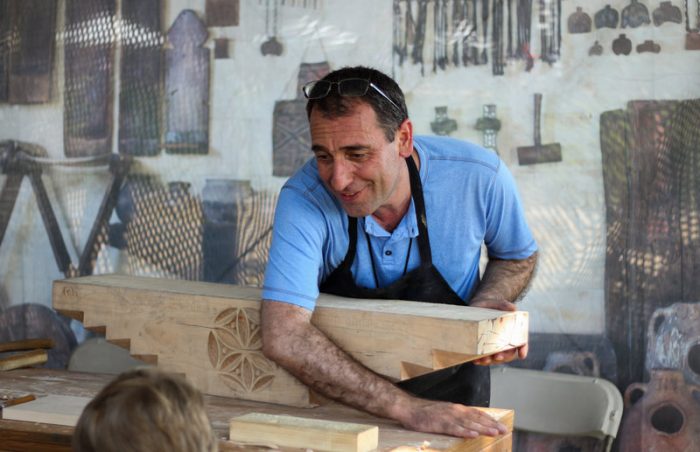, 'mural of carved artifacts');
621,0,651,28
567,6,592,33
594,4,619,29
619,370,700,451
543,351,600,377
646,303,700,387
430,106,458,135
118,0,163,157
63,0,116,158
272,61,330,177
517,93,561,165
120,176,204,280
164,10,210,155
7,0,57,104
685,0,700,50
589,40,604,55
474,104,501,153
601,100,700,390
612,33,632,55
637,39,661,53
261,0,283,56
206,0,239,27
653,1,682,25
